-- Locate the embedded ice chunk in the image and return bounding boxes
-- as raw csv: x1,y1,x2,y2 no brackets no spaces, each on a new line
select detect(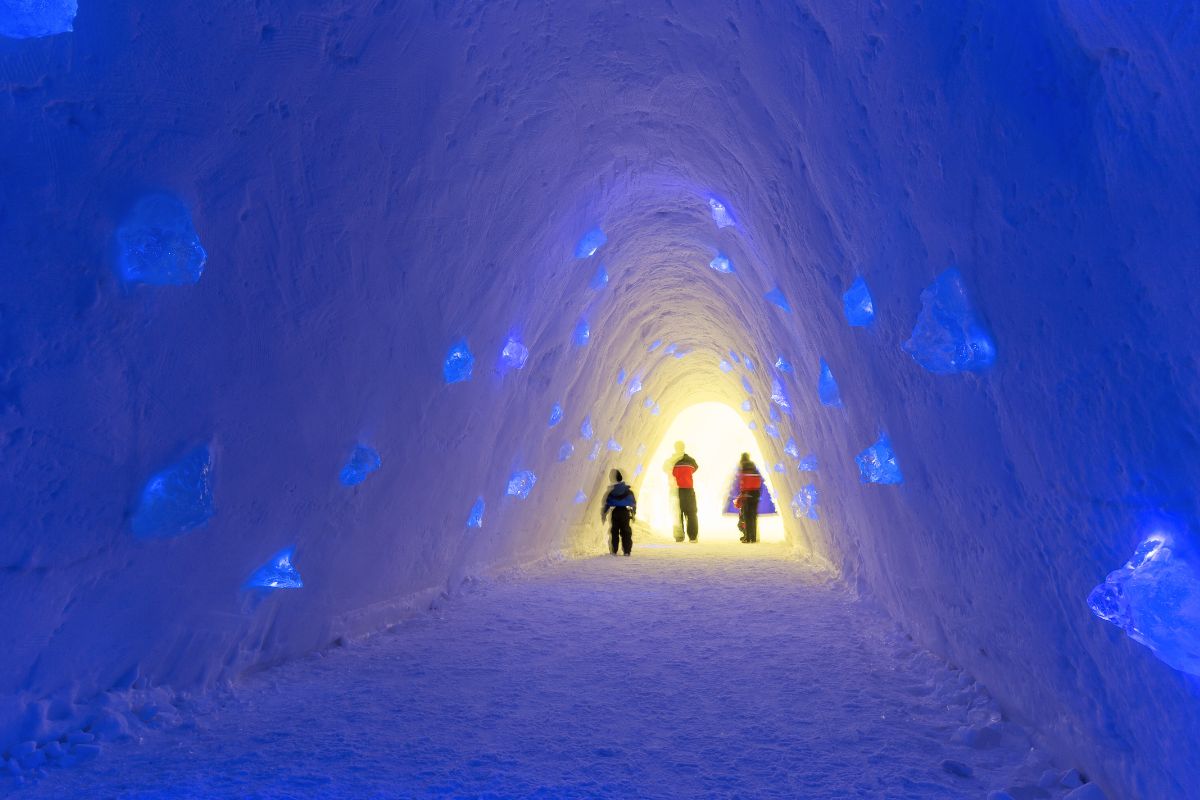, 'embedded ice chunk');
500,337,529,370
0,0,76,38
634,464,643,477
765,423,780,439
708,197,735,228
798,454,818,472
339,445,381,486
741,400,752,412
791,484,819,520
709,254,734,274
728,351,741,364
775,356,793,373
785,438,800,459
116,194,207,285
744,356,755,372
648,339,663,352
467,497,485,529
643,397,654,408
843,277,875,326
672,349,689,359
742,376,753,394
443,340,474,383
617,368,626,385
627,376,643,395
771,377,792,415
607,438,622,452
580,416,594,440
574,227,607,258
774,463,785,472
769,404,781,423
856,434,903,484
903,268,996,373
506,471,537,499
131,446,215,539
665,343,677,355
818,358,842,407
548,404,563,427
764,288,791,313
245,546,303,590
748,421,758,430
590,264,609,289
573,319,590,346
588,441,602,460
1088,533,1200,676
574,491,587,504
719,360,733,373
651,404,661,416
557,442,574,462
